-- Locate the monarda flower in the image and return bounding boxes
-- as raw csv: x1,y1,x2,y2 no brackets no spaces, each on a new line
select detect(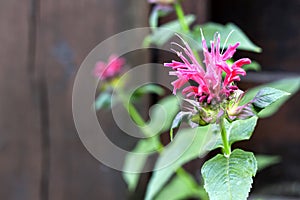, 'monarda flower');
165,32,253,123
93,54,125,80
148,0,175,5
